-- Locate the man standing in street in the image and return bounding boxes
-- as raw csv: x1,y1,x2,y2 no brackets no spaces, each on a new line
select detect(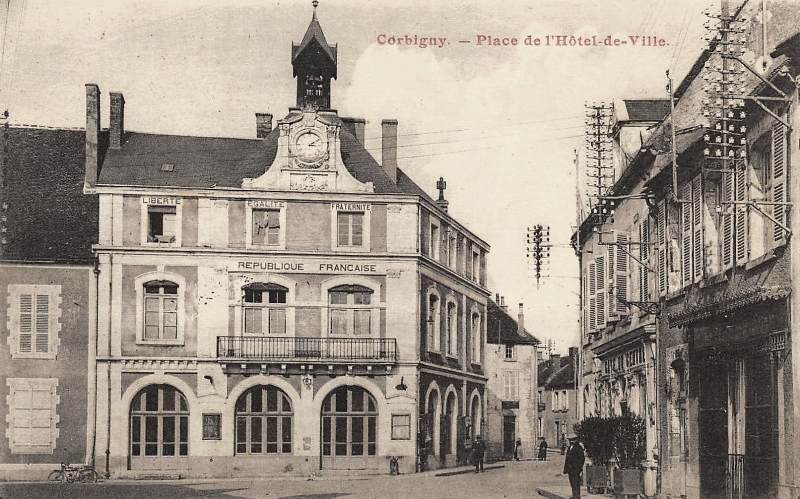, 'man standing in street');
563,435,585,499
472,435,486,472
